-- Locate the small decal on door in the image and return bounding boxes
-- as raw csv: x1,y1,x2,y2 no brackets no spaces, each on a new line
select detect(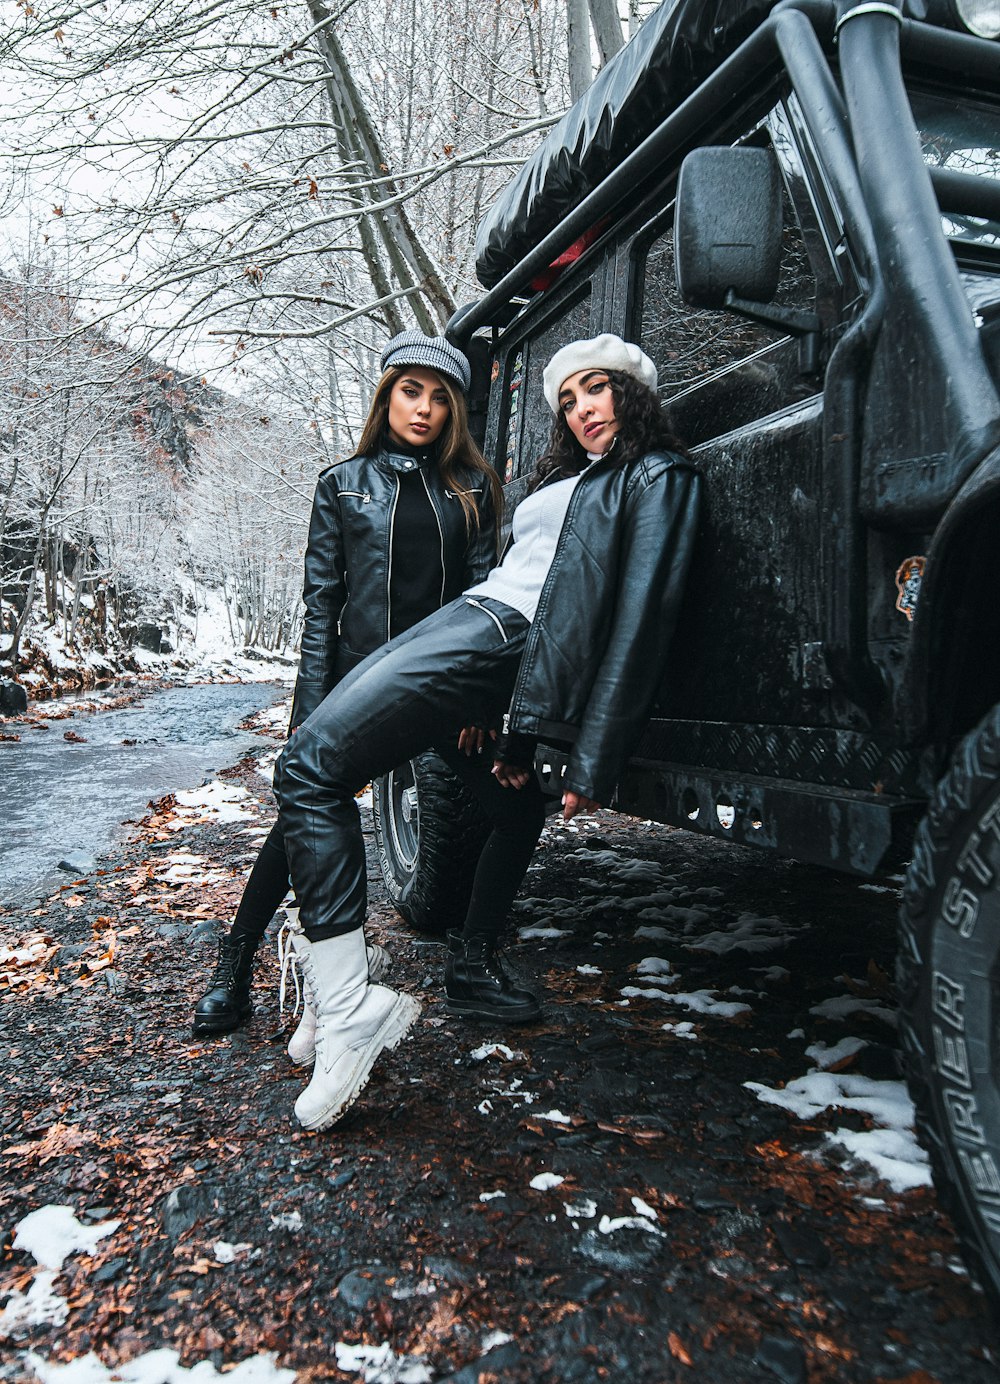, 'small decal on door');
895,555,926,623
